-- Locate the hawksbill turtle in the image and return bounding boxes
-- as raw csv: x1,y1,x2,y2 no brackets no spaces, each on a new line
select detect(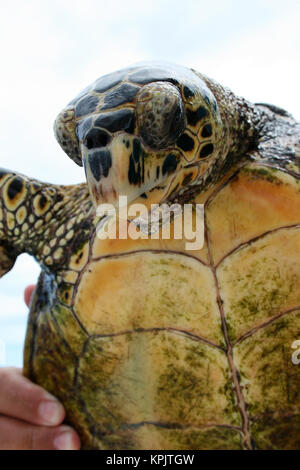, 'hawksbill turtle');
0,62,300,450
